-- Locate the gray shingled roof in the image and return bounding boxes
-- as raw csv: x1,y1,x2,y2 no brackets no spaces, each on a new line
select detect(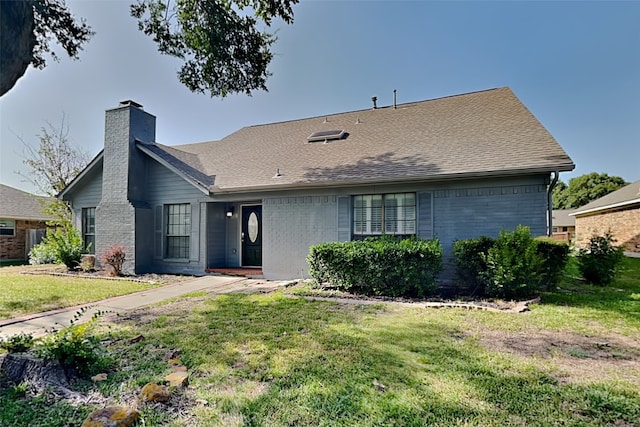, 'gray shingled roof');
155,87,573,193
0,184,54,220
552,210,575,227
572,179,640,216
